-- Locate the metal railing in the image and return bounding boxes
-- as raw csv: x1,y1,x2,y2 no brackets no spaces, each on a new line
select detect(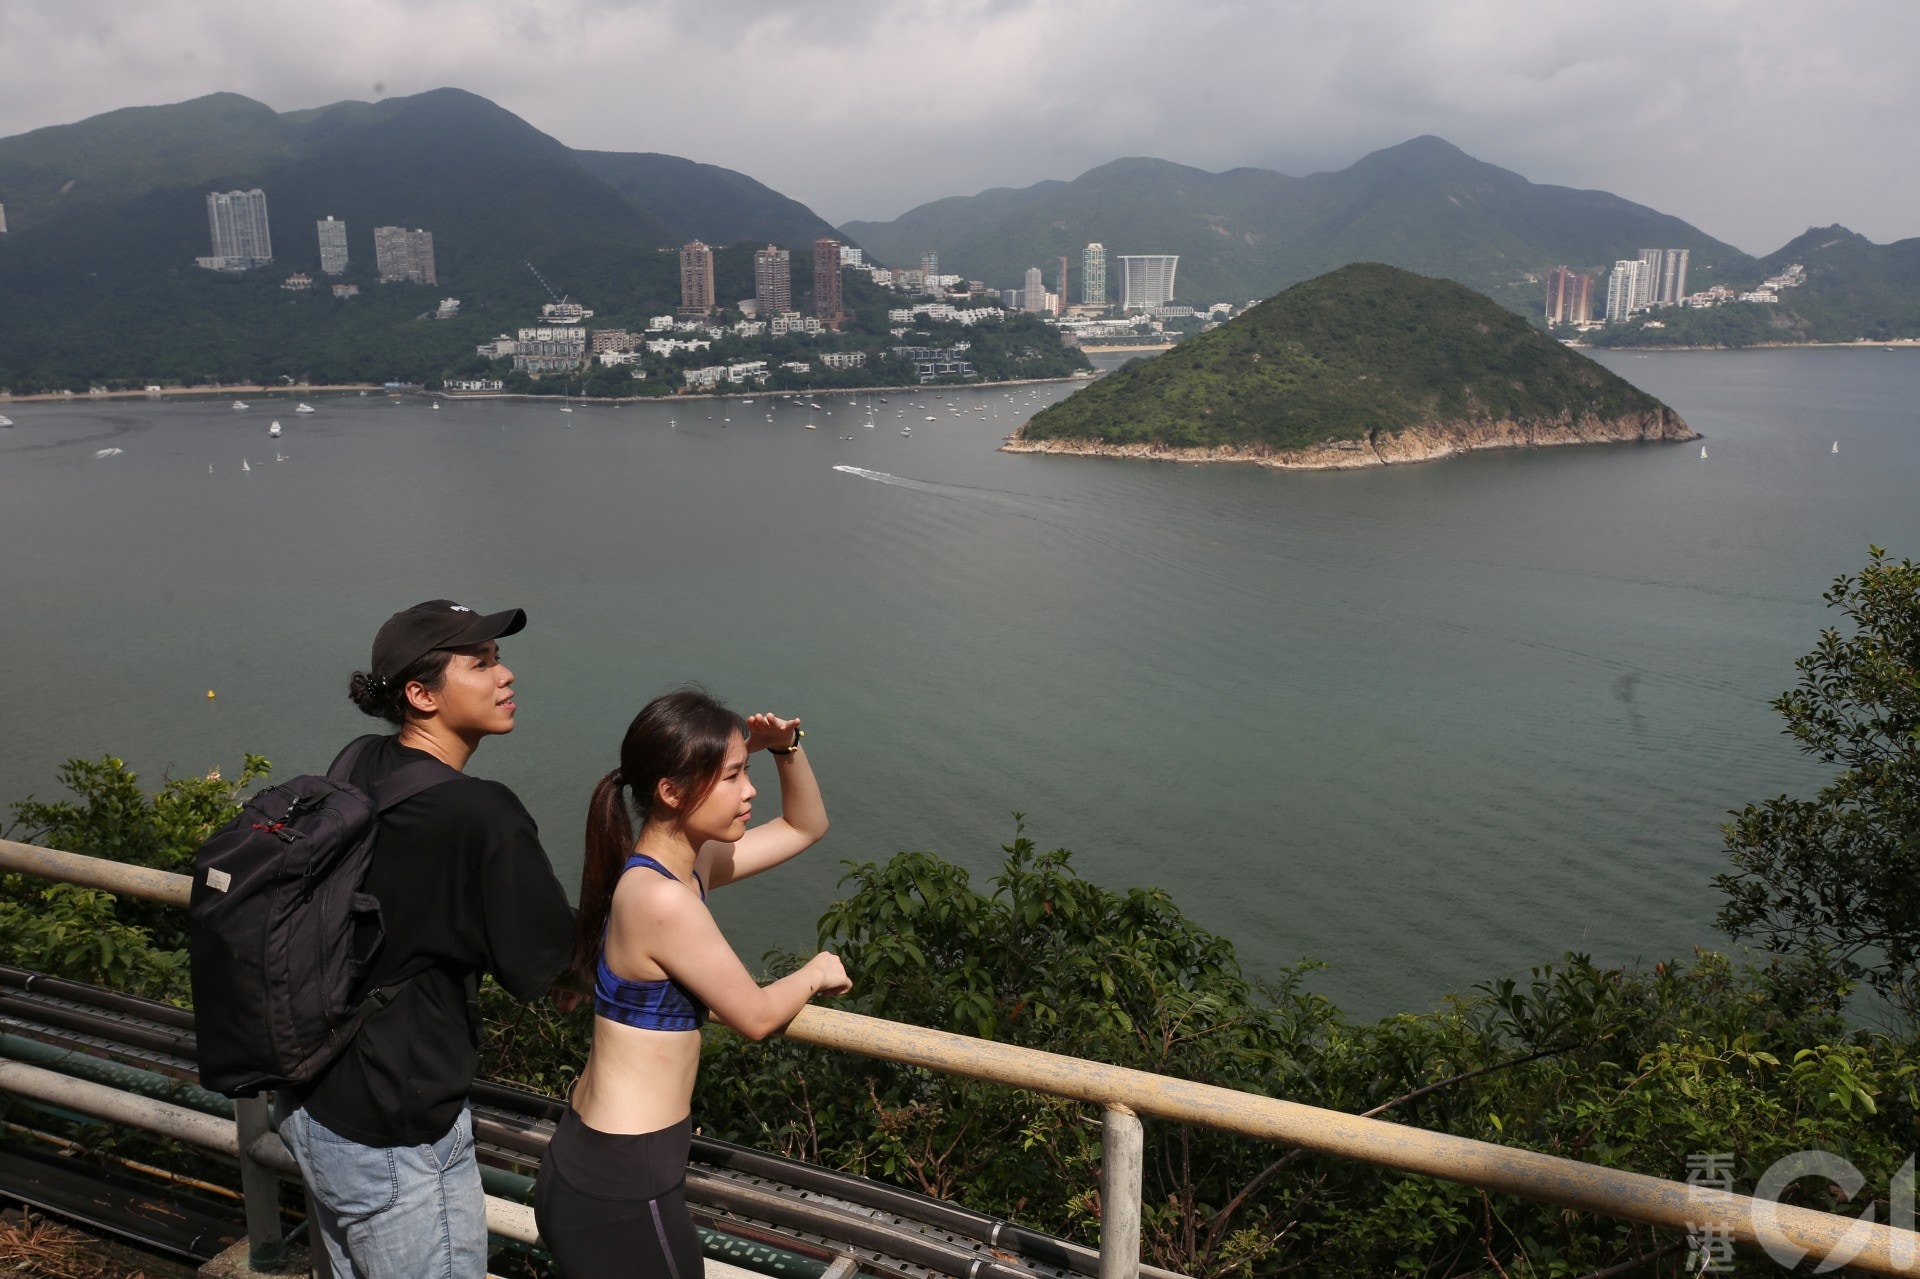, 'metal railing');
3,837,1918,1276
